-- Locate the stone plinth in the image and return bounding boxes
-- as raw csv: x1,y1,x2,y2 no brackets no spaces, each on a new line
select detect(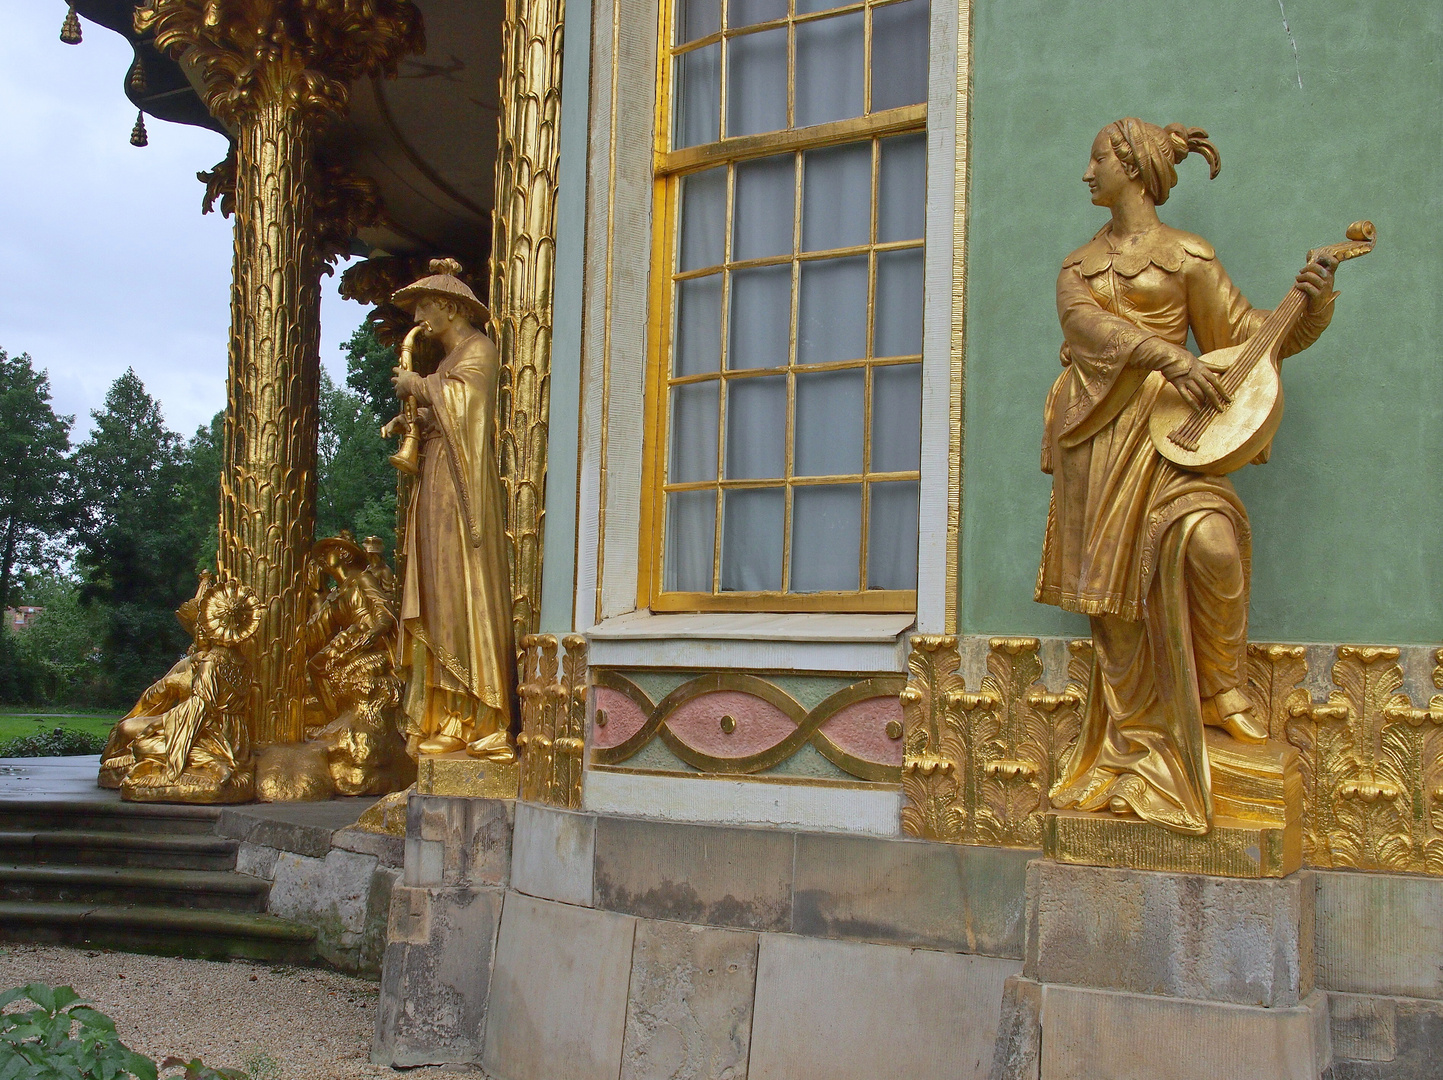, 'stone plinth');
1044,731,1303,879
1024,860,1313,1006
372,793,514,1068
416,753,520,798
1044,808,1300,878
992,859,1329,1080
